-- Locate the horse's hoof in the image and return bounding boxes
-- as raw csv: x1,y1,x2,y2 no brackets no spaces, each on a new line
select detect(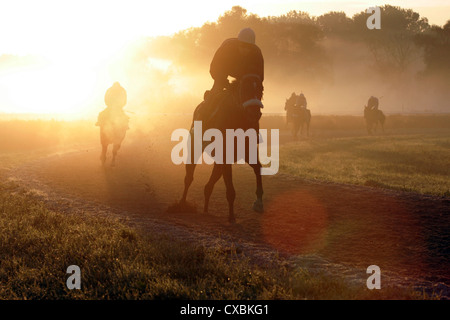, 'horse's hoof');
253,200,264,213
228,216,236,224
